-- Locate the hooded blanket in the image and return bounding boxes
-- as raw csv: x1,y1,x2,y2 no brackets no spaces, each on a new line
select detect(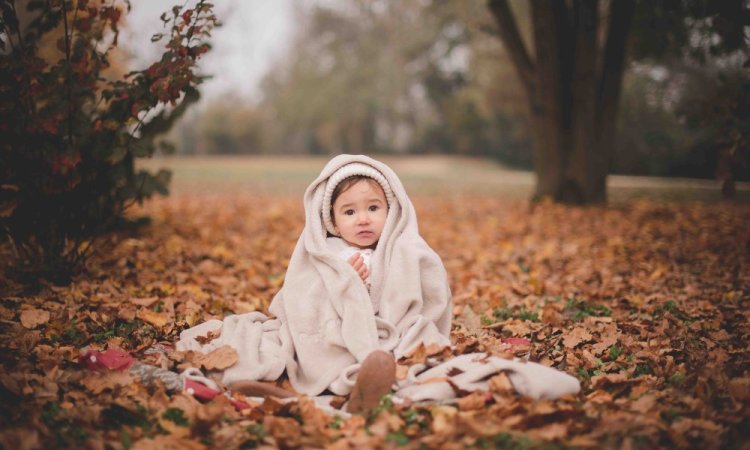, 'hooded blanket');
268,154,452,395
